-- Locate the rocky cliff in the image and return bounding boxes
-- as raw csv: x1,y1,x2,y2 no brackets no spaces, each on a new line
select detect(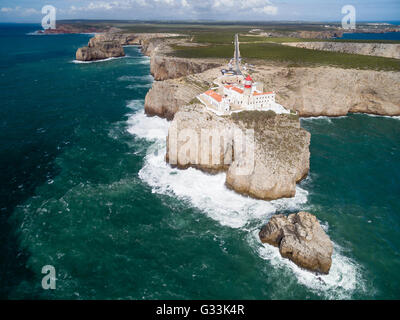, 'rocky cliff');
75,32,180,62
144,68,220,119
150,55,221,81
283,41,400,59
166,106,310,200
257,65,400,117
290,30,344,39
259,212,333,274
227,111,310,200
76,34,125,61
144,64,400,120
